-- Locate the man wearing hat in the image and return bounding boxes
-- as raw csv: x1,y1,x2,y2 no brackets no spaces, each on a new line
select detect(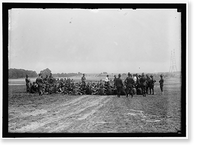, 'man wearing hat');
115,74,125,97
149,75,156,95
140,73,147,97
25,74,31,92
124,72,134,97
146,74,151,94
81,74,86,85
36,73,44,95
159,75,164,94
